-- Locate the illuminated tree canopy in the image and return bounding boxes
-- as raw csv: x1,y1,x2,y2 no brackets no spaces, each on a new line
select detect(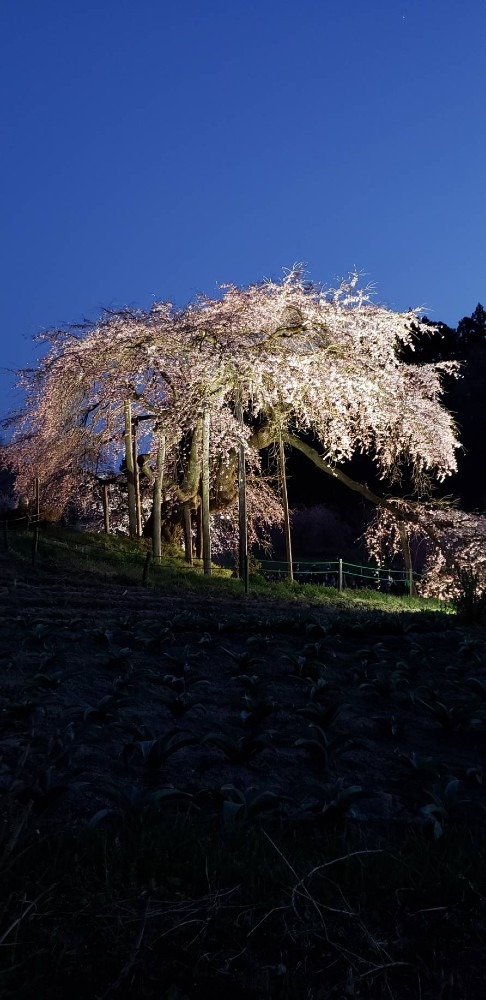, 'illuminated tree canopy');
4,266,480,593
